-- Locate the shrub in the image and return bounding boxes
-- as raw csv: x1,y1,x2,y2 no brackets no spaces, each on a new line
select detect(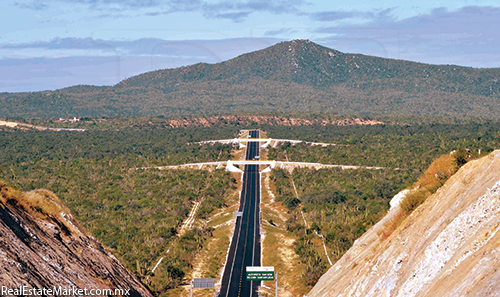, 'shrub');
301,190,347,204
310,222,320,232
400,154,455,213
284,197,301,209
400,189,430,212
416,154,454,189
453,147,469,169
